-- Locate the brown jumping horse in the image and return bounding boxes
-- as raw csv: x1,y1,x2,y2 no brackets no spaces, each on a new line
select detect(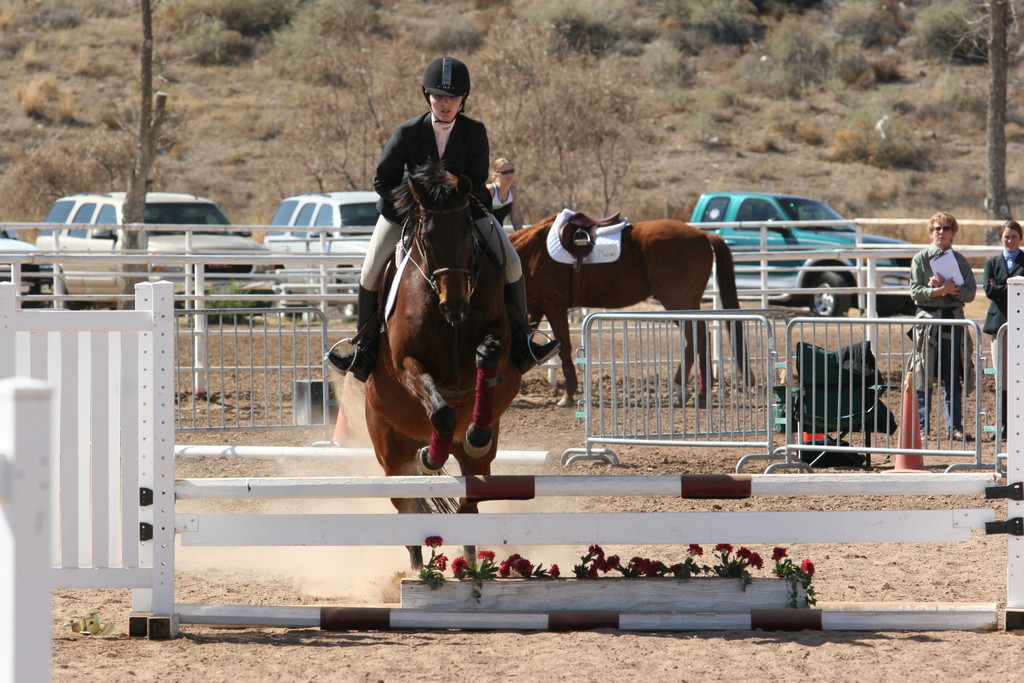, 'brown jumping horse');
510,214,744,407
362,163,520,568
